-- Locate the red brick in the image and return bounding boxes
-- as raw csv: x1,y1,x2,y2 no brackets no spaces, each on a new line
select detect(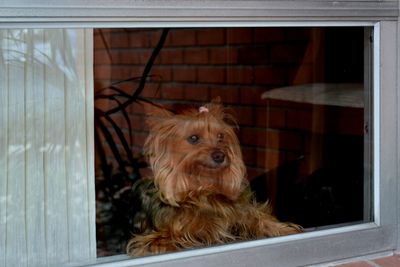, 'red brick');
270,44,307,64
115,66,144,80
256,107,286,128
111,66,141,81
227,67,254,85
94,33,109,50
107,32,150,48
150,66,172,81
117,82,139,95
334,261,375,267
128,31,152,48
237,47,270,65
227,28,253,44
184,85,210,102
373,255,400,267
166,30,196,47
115,50,153,65
133,132,148,147
94,50,112,64
126,65,144,81
231,106,254,126
197,67,226,84
254,28,285,43
94,79,112,92
141,83,162,99
108,82,138,95
209,47,238,65
161,85,185,100
254,67,286,85
95,98,111,112
210,87,239,104
159,49,184,64
264,130,280,148
183,48,209,64
197,29,226,46
94,65,112,80
129,102,145,115
240,87,269,105
113,113,132,132
239,128,267,147
149,29,170,46
173,67,197,82
130,114,145,131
